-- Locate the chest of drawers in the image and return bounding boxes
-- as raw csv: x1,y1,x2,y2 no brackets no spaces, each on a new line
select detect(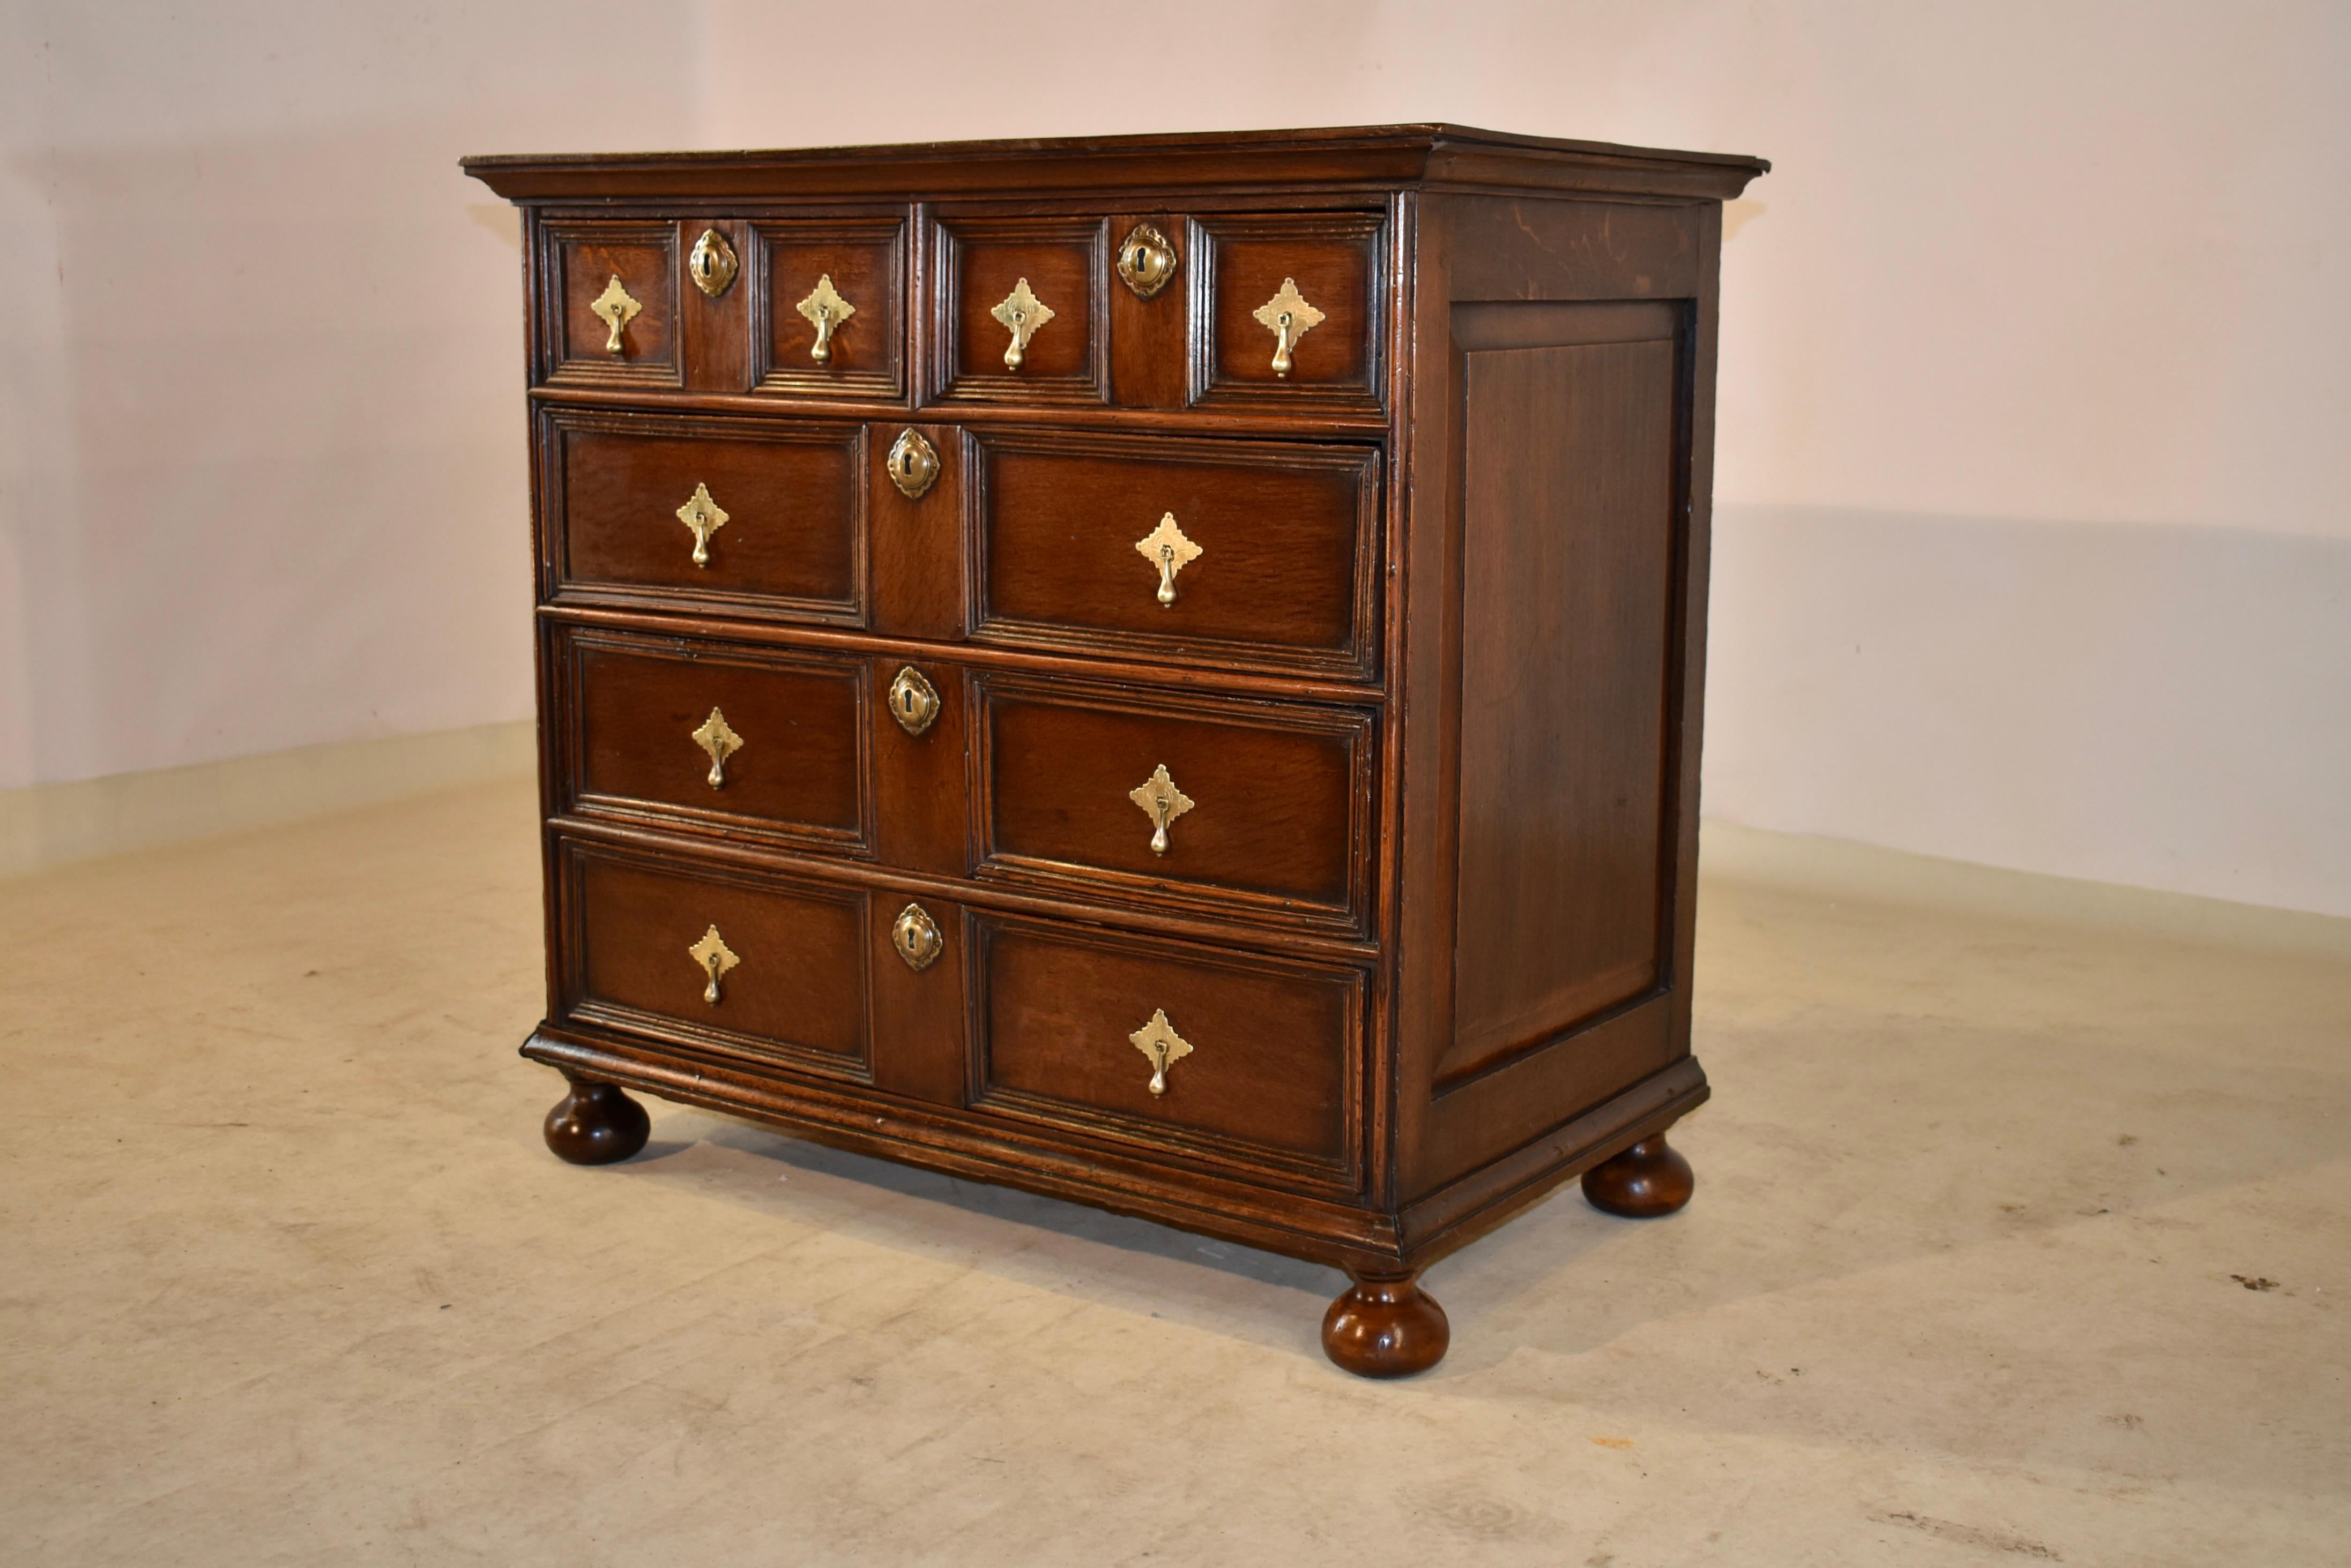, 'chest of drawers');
465,125,1767,1376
